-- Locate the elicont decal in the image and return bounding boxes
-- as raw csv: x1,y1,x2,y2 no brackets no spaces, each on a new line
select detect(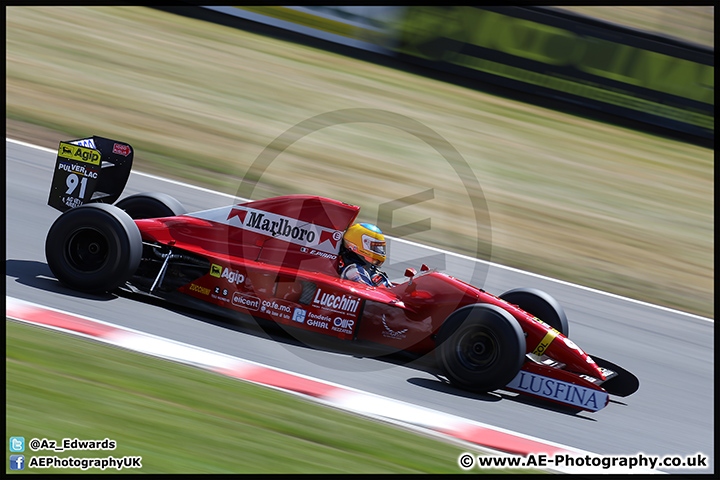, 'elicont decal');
231,293,260,311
